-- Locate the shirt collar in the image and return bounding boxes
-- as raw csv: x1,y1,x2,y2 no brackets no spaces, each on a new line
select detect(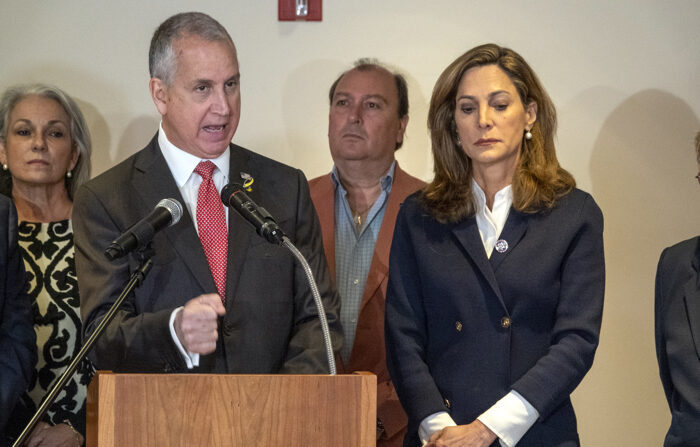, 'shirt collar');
158,121,230,187
471,178,513,214
331,160,396,194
